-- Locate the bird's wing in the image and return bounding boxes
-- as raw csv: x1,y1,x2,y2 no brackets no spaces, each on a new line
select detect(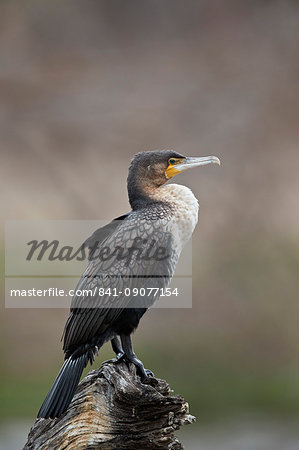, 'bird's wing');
63,211,177,354
83,213,130,250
